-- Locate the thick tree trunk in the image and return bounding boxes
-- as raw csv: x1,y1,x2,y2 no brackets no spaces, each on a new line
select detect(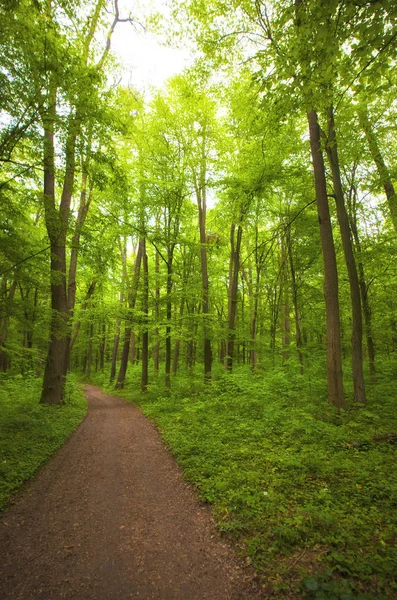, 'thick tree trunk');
307,109,345,409
41,85,82,405
358,106,397,234
326,106,366,403
141,237,149,392
40,83,70,404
